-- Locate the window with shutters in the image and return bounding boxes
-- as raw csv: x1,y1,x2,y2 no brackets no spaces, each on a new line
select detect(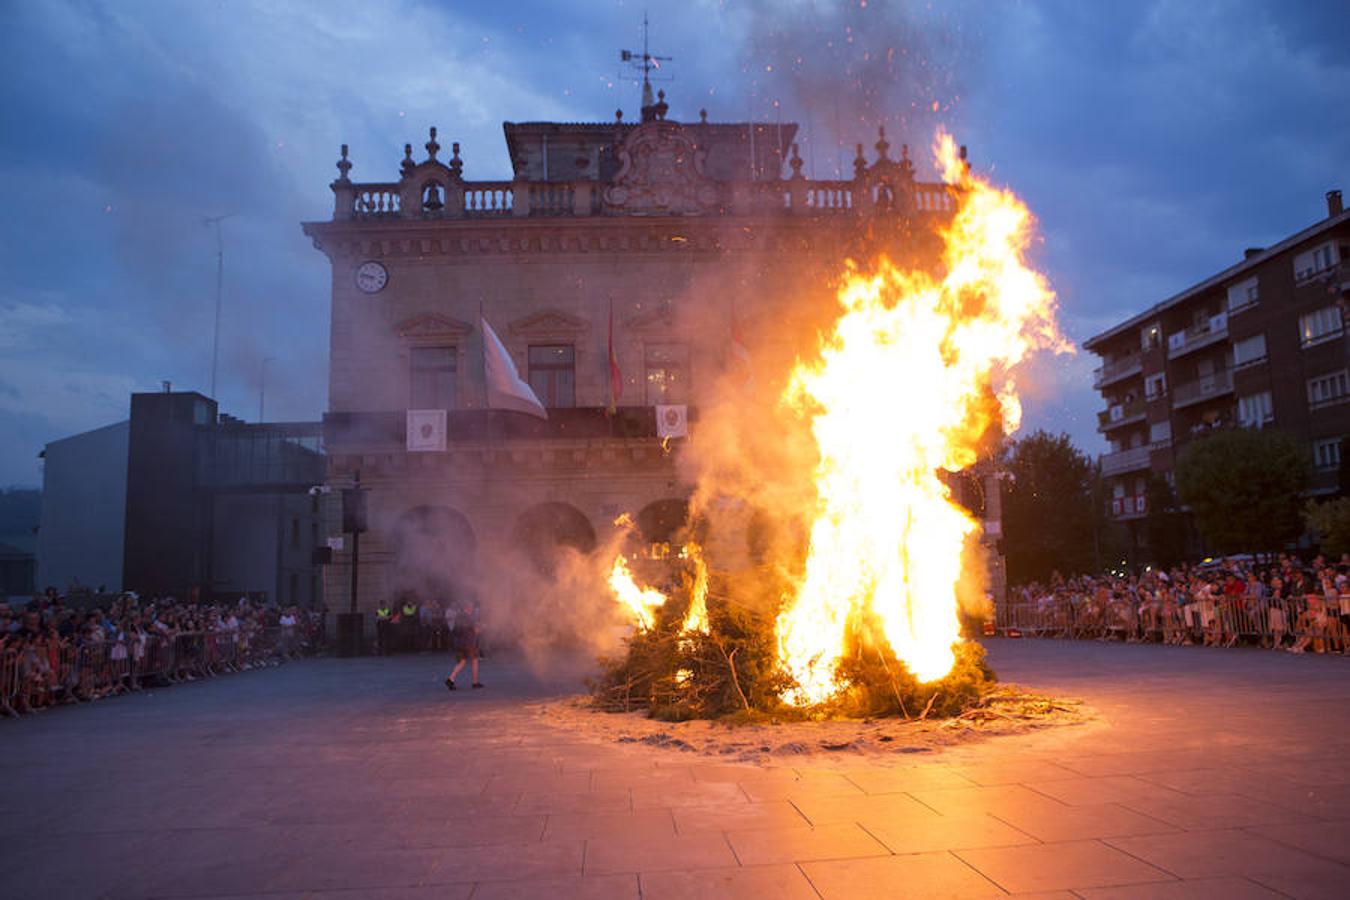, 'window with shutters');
1313,437,1343,470
1237,391,1273,427
1294,241,1339,283
1299,305,1343,348
1307,370,1350,409
527,344,576,408
1232,333,1267,368
1226,277,1259,313
410,347,456,409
